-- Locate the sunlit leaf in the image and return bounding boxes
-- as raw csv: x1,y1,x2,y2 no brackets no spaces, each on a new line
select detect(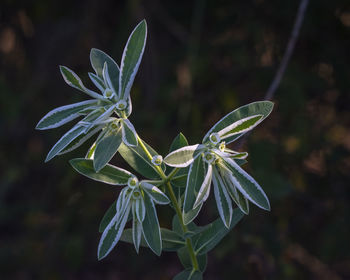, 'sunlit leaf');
119,20,147,100
70,158,132,185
